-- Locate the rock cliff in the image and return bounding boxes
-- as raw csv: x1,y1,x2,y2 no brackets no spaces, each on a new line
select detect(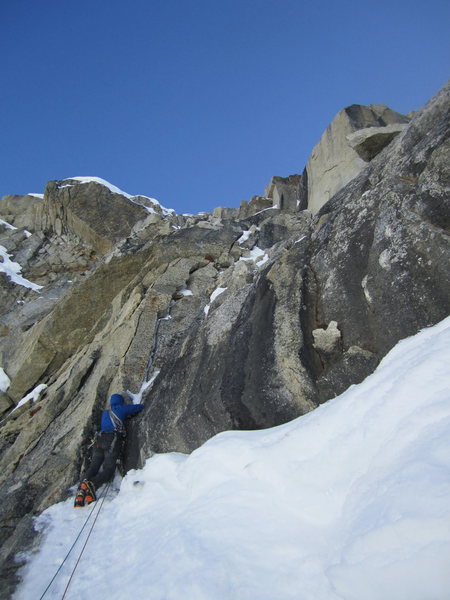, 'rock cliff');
0,83,449,596
306,103,410,214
